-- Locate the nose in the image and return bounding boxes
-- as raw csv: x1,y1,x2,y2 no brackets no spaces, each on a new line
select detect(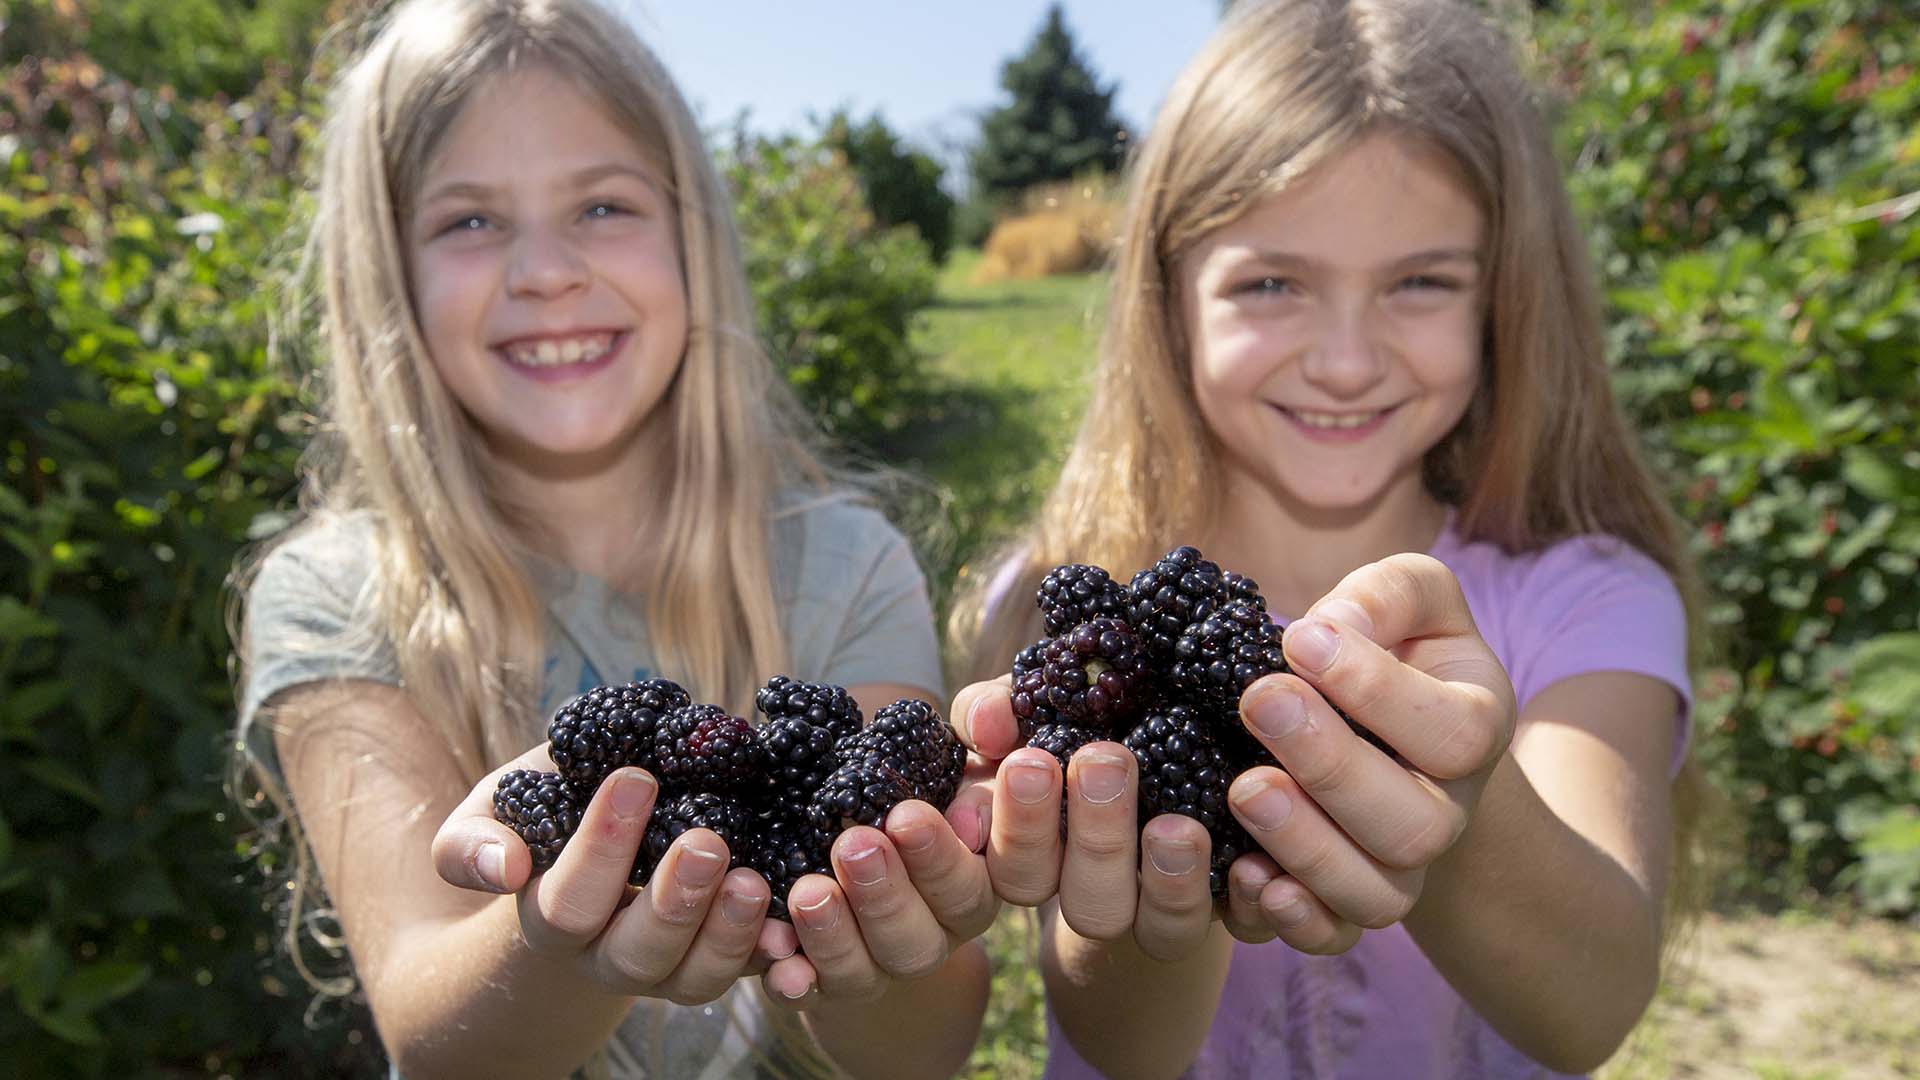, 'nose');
505,226,587,299
1301,299,1386,397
